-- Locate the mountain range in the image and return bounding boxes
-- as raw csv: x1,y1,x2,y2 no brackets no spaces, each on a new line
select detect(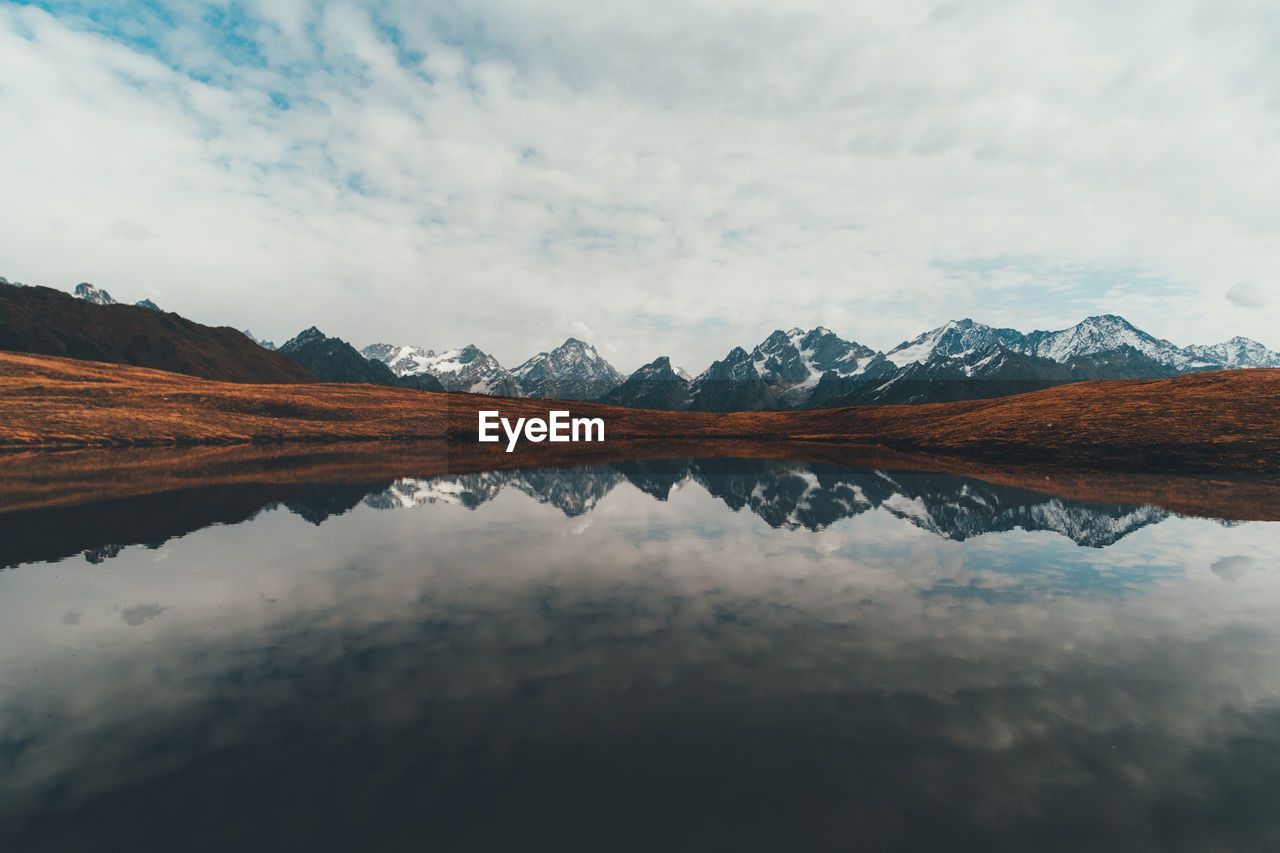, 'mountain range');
8,277,1278,411
358,315,1280,410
